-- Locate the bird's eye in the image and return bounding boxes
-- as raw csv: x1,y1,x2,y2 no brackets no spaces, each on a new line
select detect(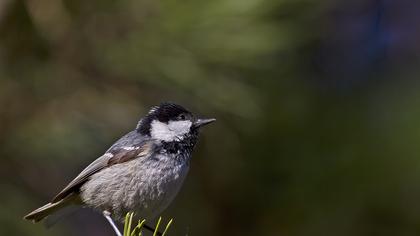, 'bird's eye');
179,114,186,120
